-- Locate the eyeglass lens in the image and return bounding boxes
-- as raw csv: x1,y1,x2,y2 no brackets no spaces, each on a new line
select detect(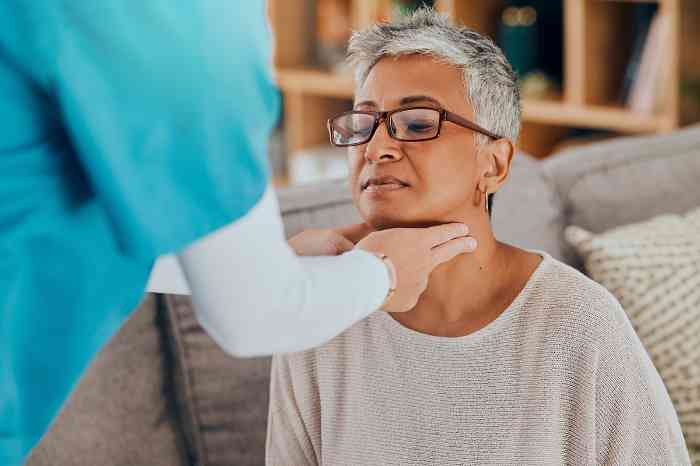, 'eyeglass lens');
331,108,440,146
